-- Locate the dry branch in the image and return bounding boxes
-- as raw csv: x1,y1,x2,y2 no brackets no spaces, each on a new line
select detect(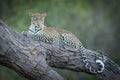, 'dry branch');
0,20,120,80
